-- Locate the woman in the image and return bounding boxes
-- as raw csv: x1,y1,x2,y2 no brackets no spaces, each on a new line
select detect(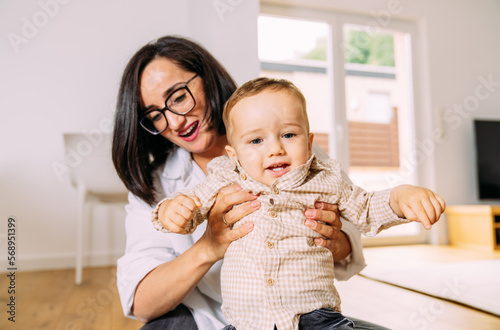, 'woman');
112,36,371,329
